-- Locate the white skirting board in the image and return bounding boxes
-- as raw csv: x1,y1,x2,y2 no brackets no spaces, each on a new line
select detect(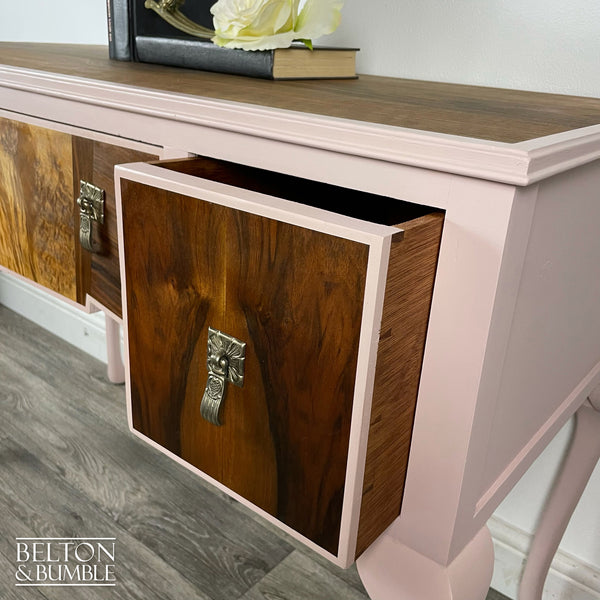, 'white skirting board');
0,272,108,364
489,515,600,600
2,272,600,600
